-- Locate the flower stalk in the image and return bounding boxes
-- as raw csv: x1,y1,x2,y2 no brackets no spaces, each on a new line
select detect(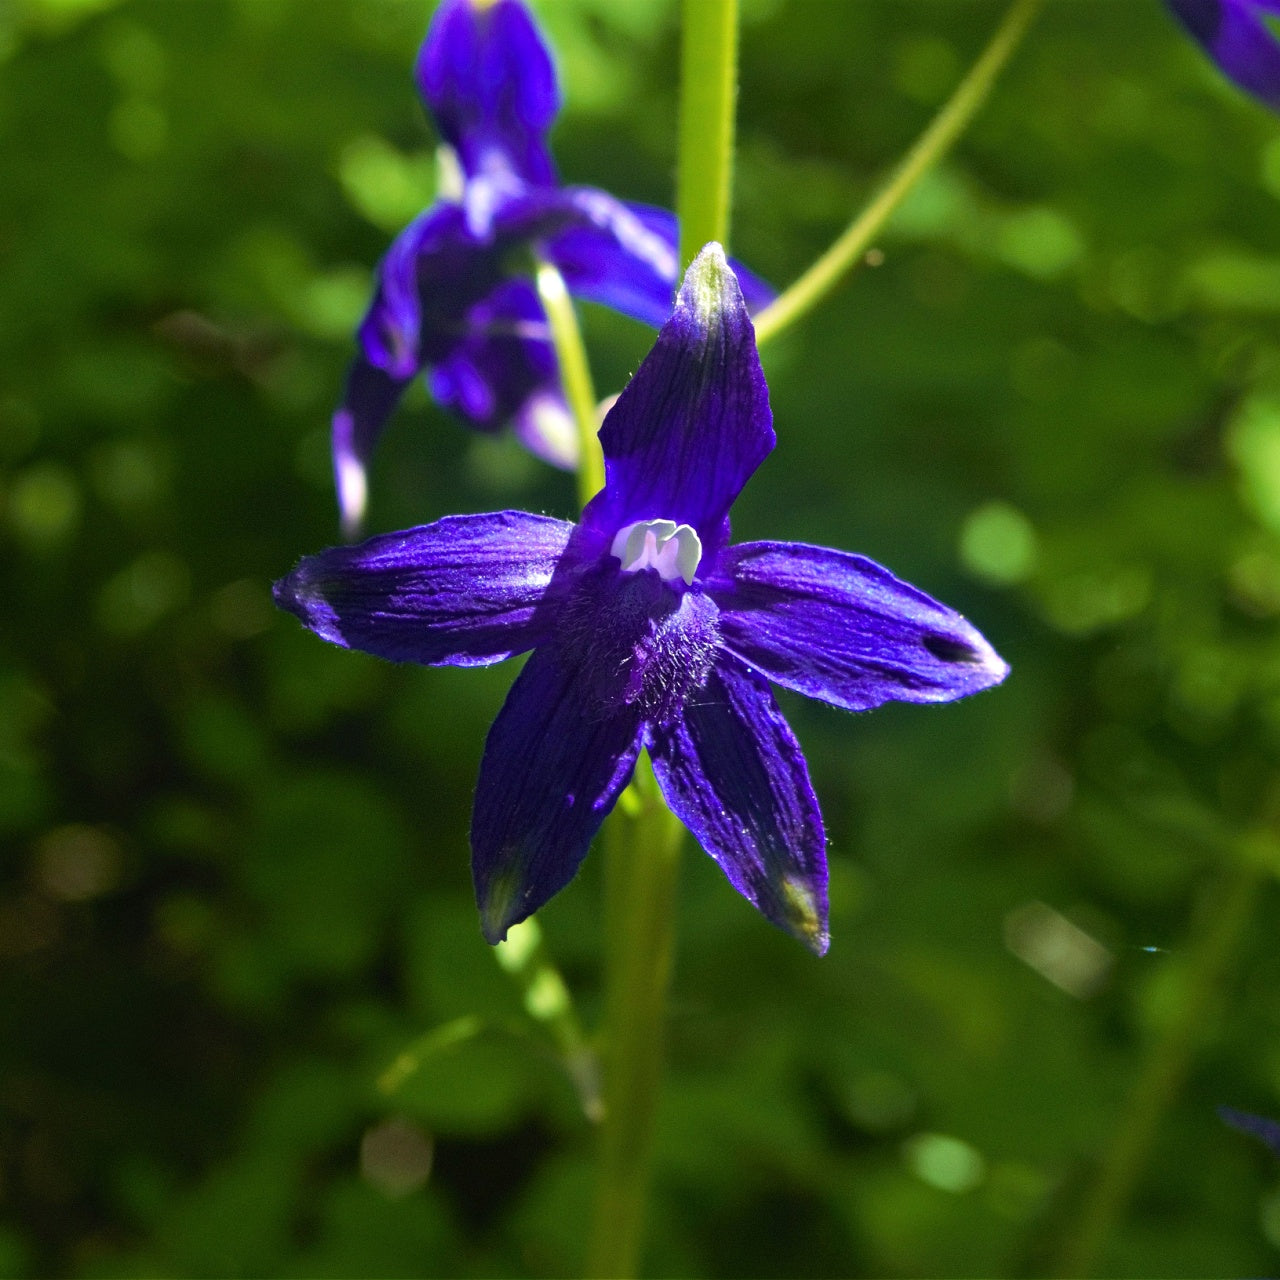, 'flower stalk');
752,0,1042,347
586,5,741,1274
585,758,685,1278
536,259,604,506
